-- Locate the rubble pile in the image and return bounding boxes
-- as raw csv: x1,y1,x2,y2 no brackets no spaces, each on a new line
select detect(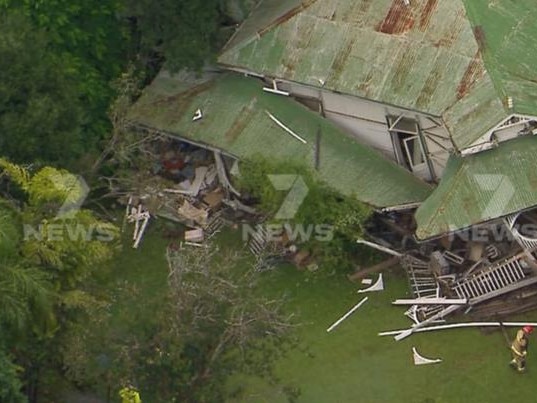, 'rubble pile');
358,209,537,325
